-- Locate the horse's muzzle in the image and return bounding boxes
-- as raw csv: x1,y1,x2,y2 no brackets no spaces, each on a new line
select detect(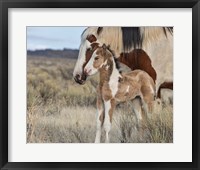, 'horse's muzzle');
74,74,87,85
